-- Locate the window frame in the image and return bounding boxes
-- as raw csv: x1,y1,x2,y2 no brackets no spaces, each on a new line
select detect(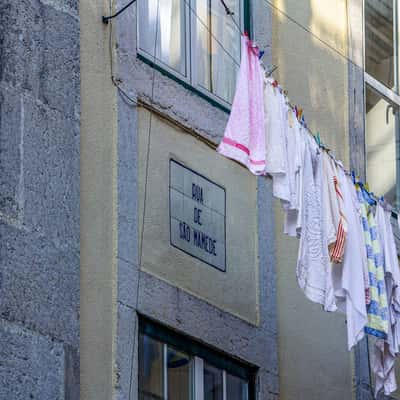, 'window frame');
139,316,256,400
363,0,400,208
363,0,400,95
137,0,252,112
